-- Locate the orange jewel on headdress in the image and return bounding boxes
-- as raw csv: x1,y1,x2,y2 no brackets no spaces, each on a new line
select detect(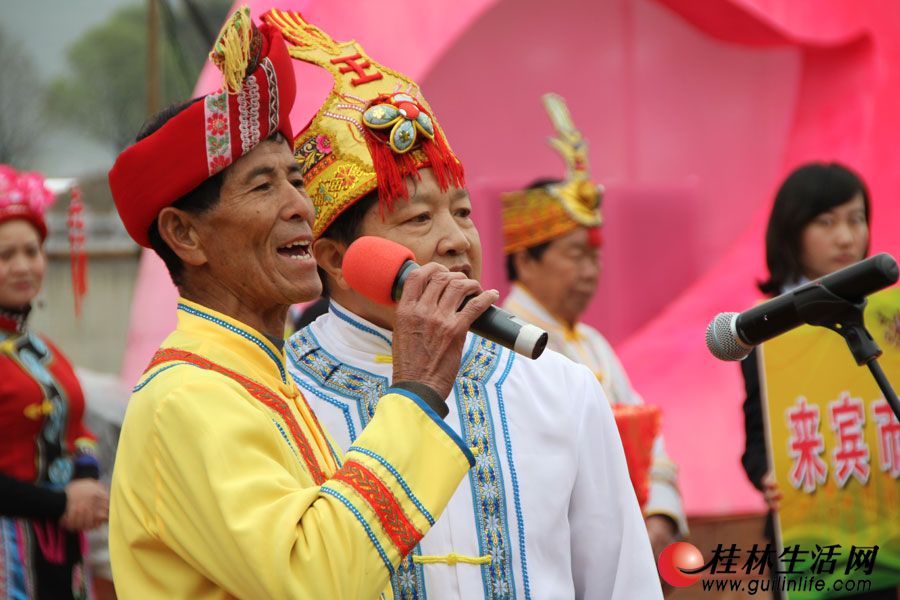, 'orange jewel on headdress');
363,93,436,154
